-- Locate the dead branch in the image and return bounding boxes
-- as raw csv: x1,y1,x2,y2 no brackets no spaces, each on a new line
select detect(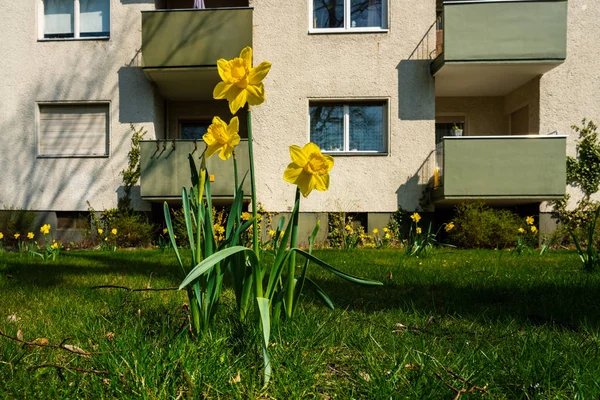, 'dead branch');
91,285,179,292
0,329,100,356
28,364,109,375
